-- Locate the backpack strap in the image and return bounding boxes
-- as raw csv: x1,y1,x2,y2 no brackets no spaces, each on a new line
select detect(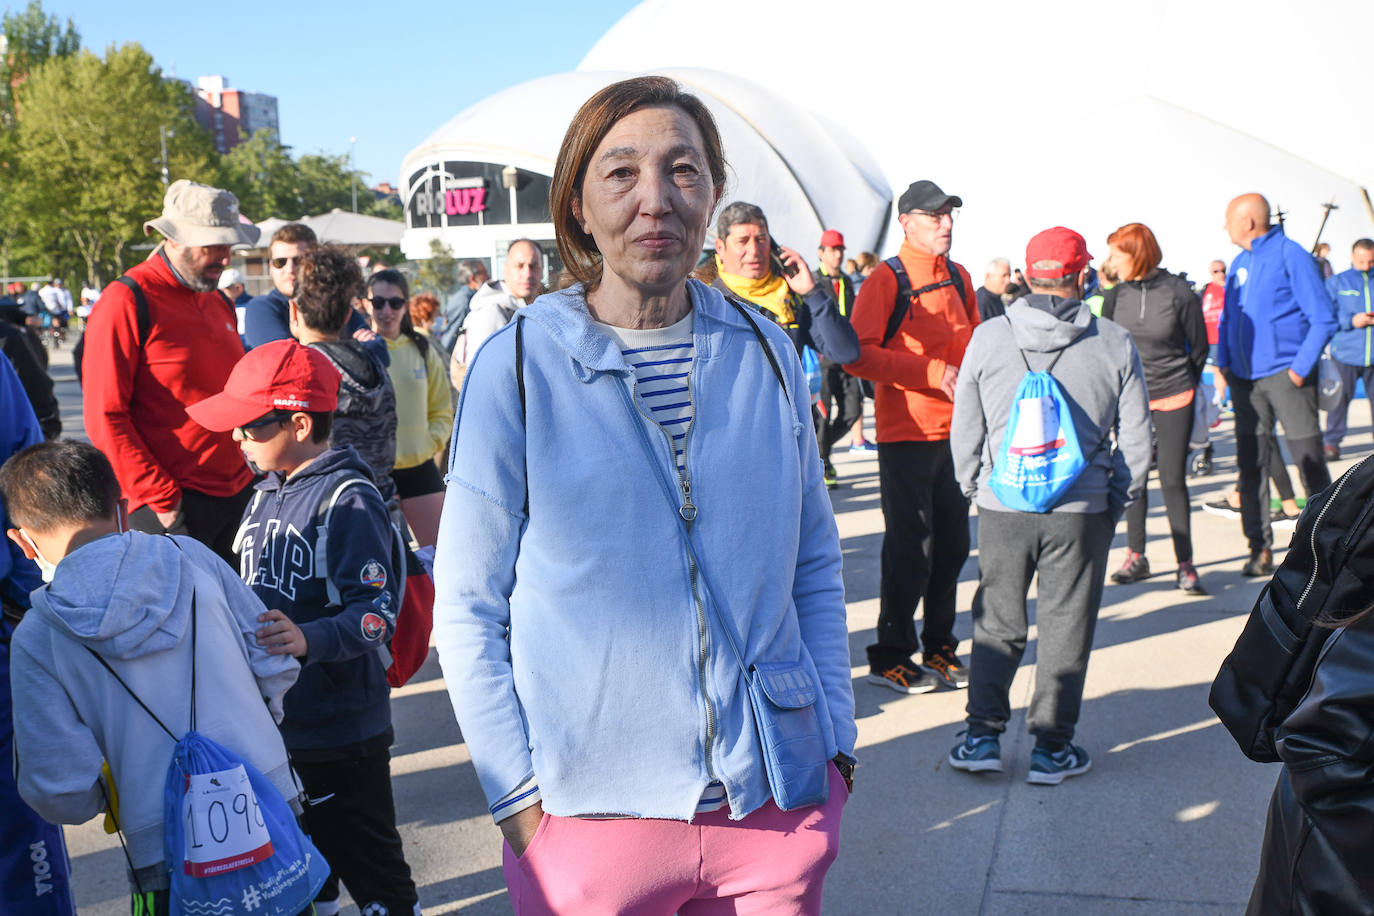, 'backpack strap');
880,257,964,346
723,296,787,391
313,475,402,607
84,648,178,740
516,316,528,516
113,276,151,349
